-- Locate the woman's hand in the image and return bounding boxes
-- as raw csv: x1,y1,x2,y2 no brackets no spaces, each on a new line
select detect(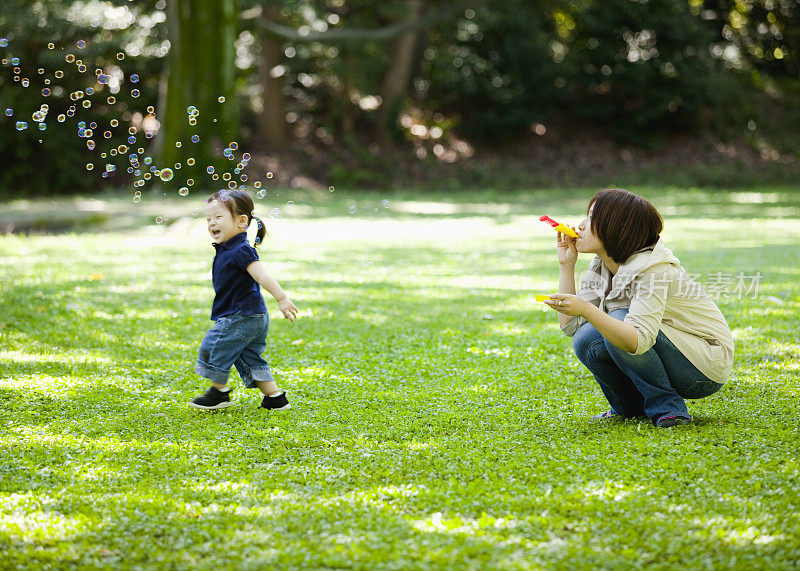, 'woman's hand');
544,293,588,317
277,297,299,322
556,231,578,267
